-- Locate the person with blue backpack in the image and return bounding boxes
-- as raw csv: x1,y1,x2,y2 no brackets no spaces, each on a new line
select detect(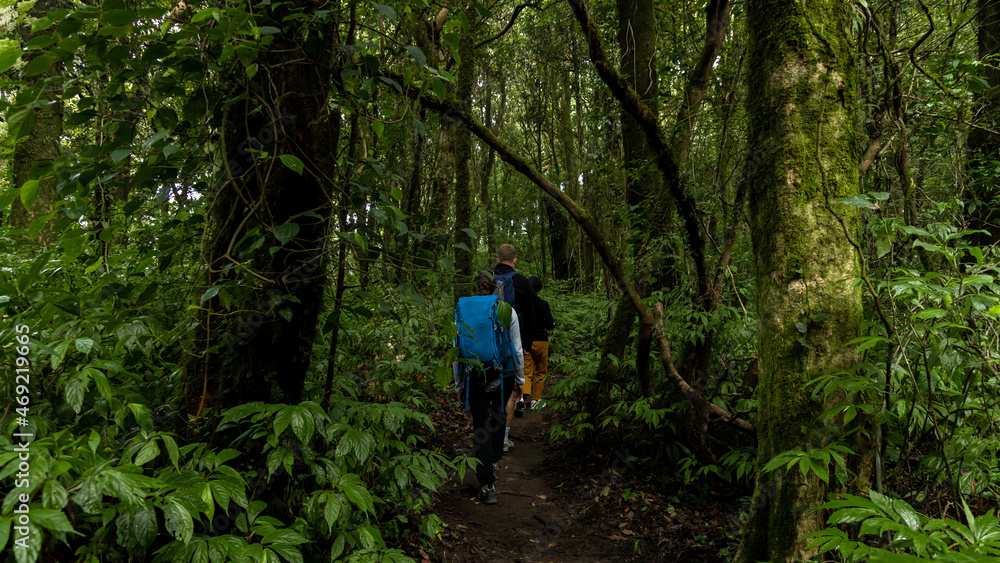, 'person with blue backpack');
453,271,524,504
